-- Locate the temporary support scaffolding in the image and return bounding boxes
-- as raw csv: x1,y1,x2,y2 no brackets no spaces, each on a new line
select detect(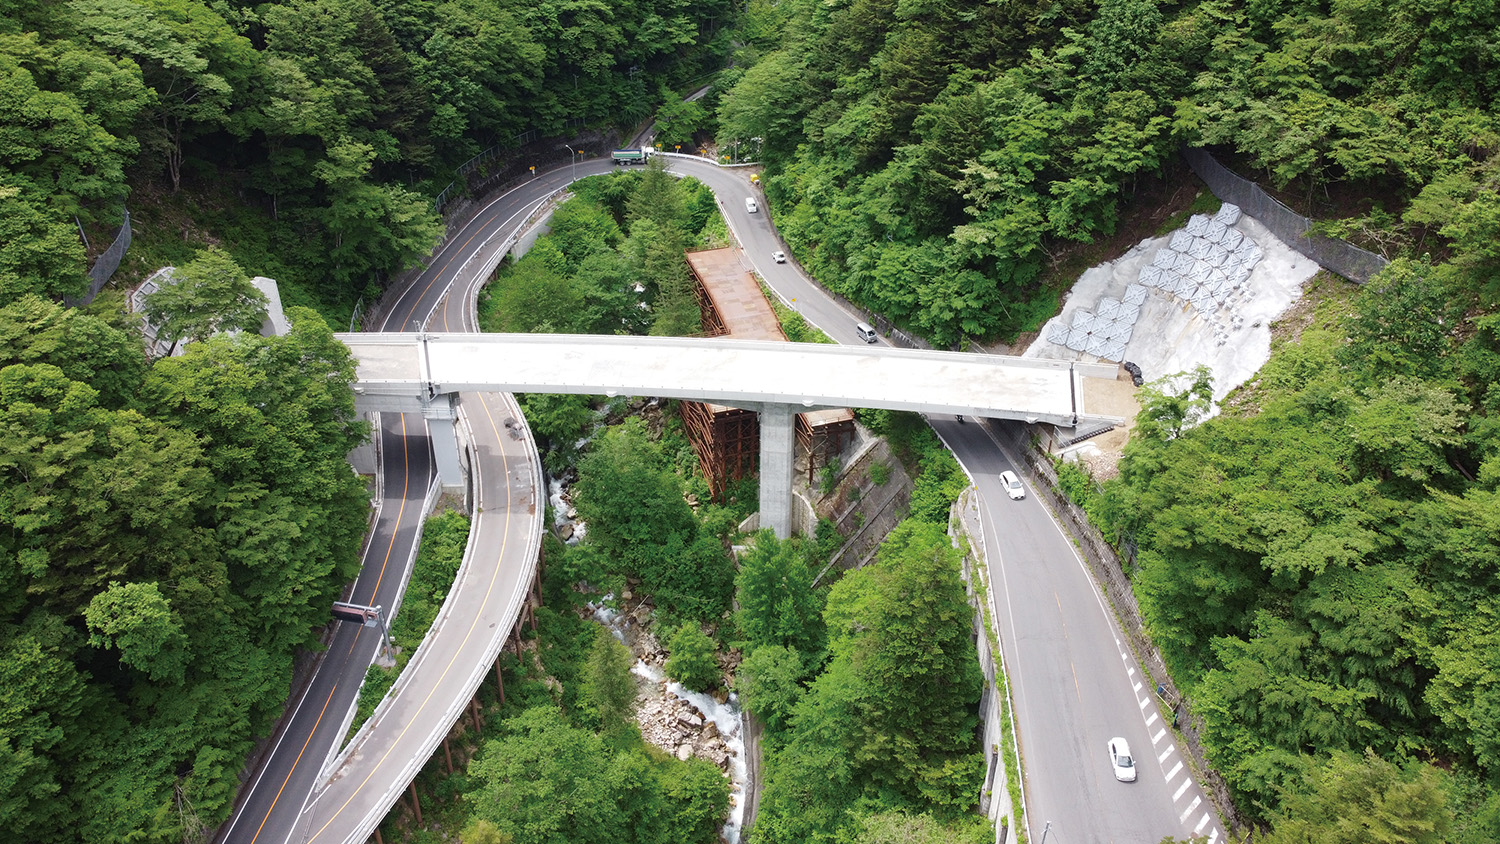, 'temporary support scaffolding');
681,400,759,500
797,408,856,485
